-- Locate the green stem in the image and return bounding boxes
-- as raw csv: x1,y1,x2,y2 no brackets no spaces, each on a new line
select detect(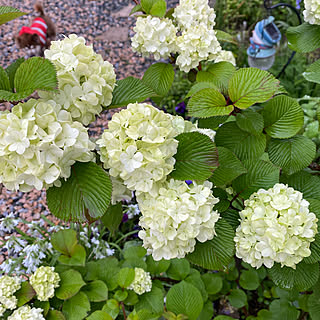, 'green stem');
115,230,139,244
